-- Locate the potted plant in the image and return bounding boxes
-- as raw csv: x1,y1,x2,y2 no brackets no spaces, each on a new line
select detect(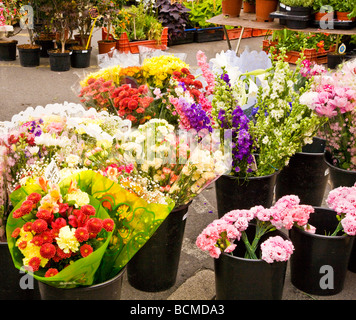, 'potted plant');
113,3,167,54
32,0,56,57
70,0,97,68
312,0,334,21
196,195,312,299
221,0,243,17
184,0,224,42
0,0,21,61
17,2,42,67
96,0,122,54
156,0,194,46
255,0,278,22
289,185,356,295
45,0,77,71
243,0,255,13
330,0,356,21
